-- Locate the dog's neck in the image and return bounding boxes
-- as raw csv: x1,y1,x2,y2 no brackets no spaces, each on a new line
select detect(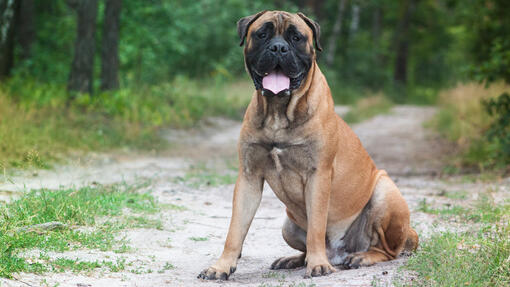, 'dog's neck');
252,61,325,130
